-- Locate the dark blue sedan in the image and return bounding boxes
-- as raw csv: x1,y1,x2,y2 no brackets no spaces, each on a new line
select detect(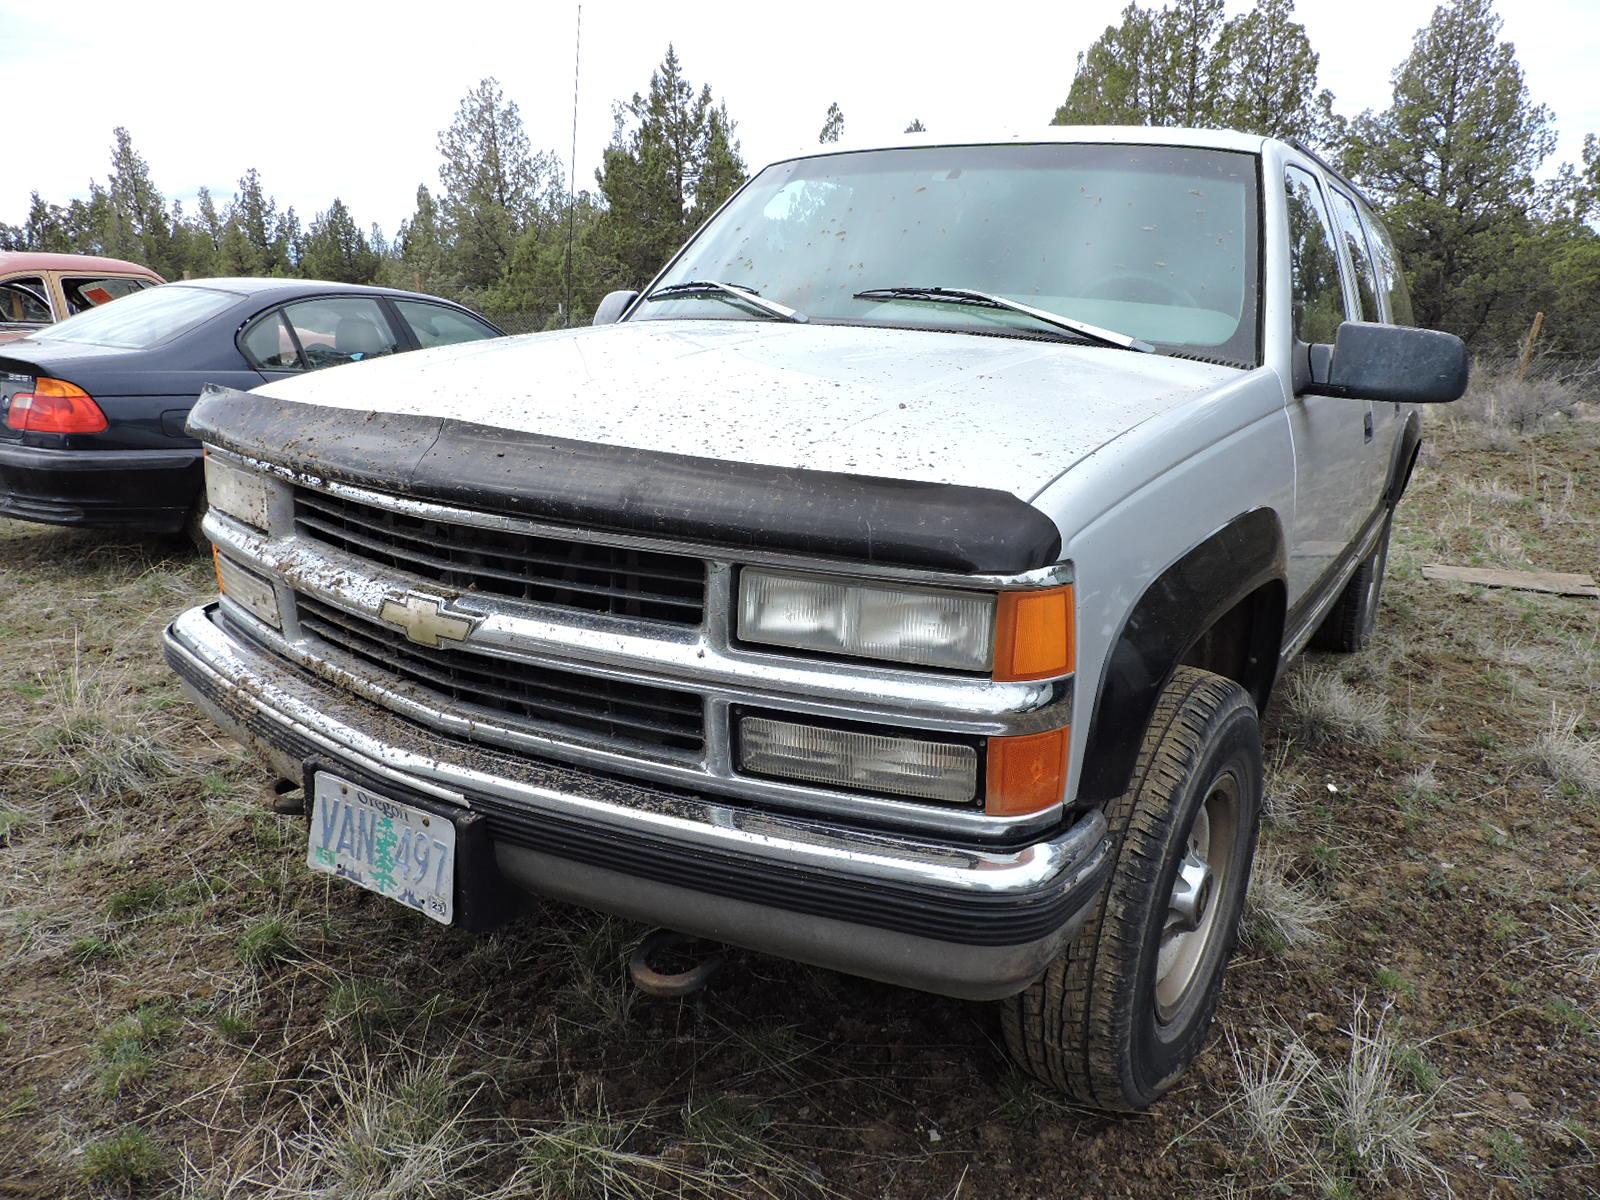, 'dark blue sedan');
0,279,502,534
